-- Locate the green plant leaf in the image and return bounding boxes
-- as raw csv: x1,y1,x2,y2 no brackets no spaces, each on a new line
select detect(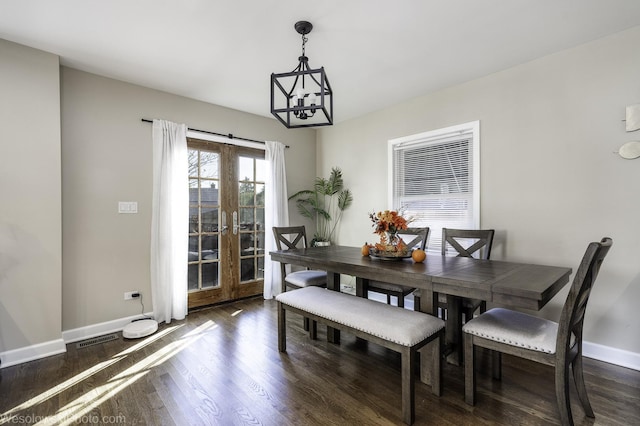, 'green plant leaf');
337,189,353,210
287,167,352,243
